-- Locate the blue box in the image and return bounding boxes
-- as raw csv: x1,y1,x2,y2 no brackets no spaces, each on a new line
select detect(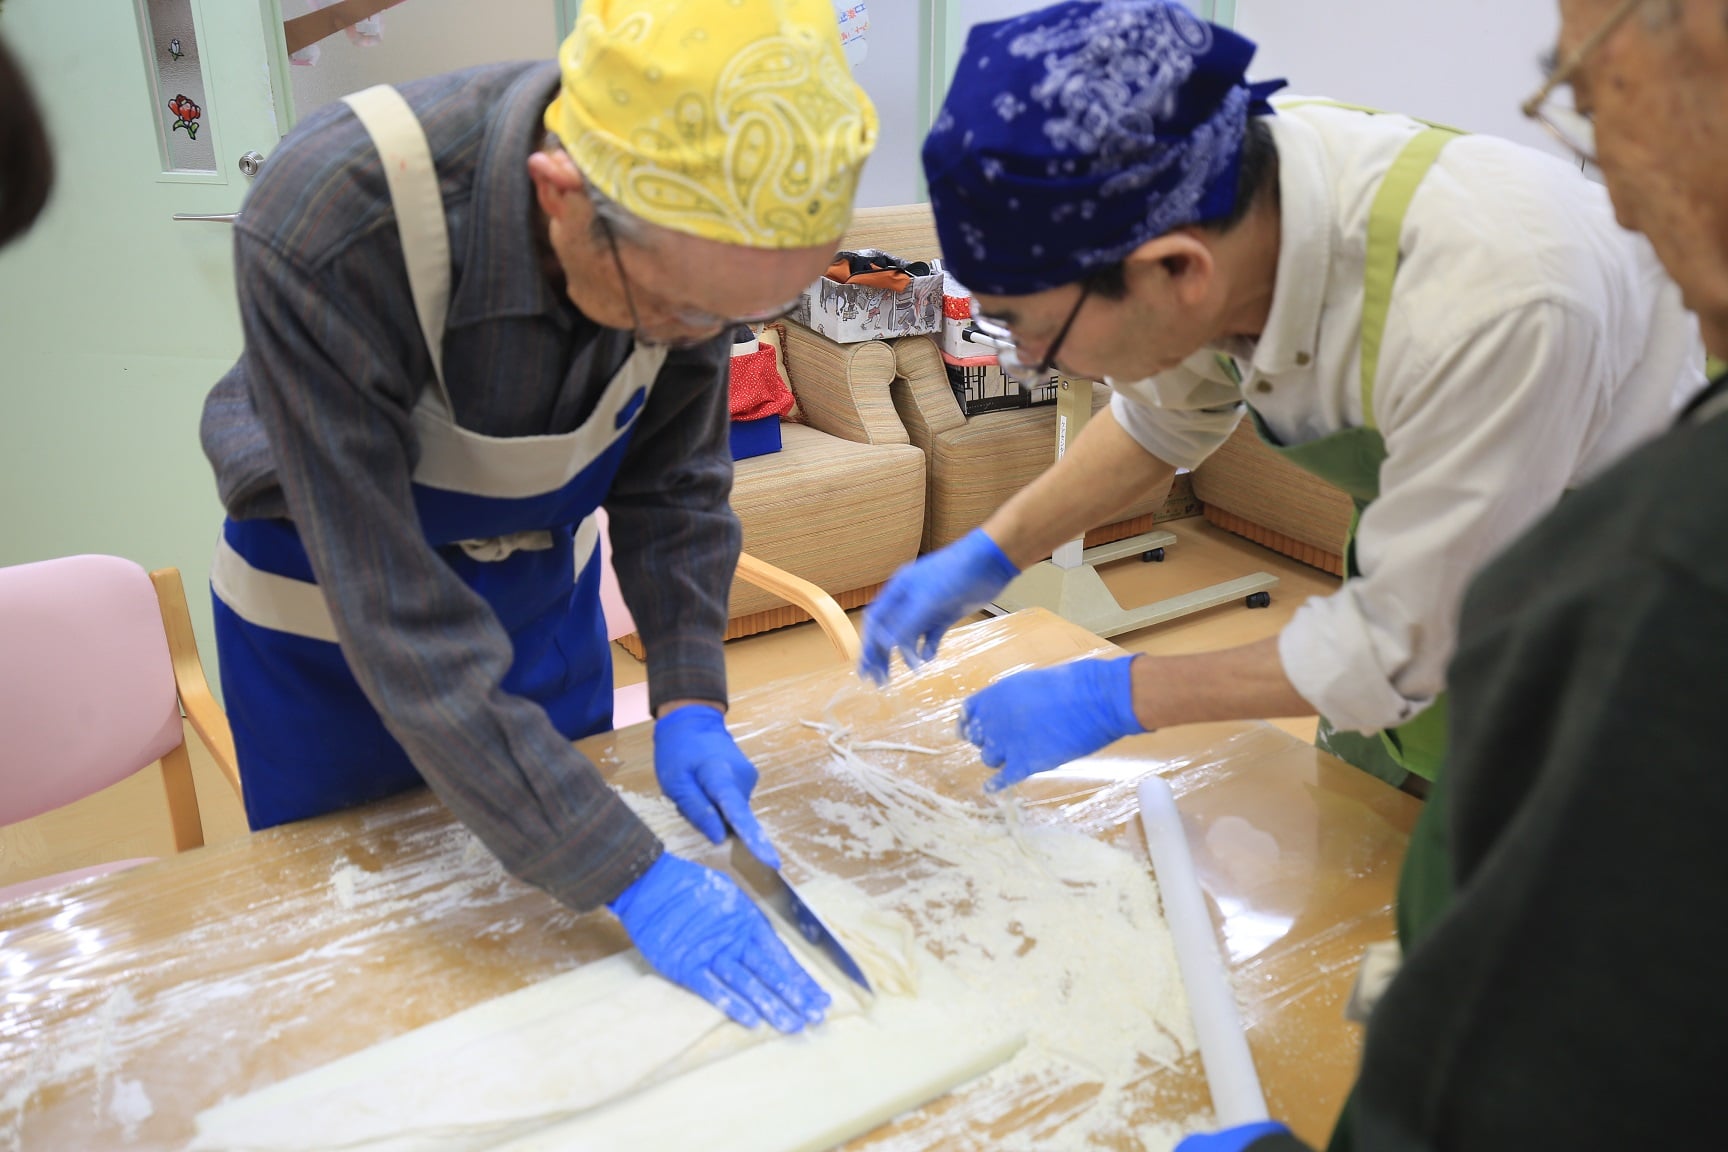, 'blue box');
729,416,782,461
